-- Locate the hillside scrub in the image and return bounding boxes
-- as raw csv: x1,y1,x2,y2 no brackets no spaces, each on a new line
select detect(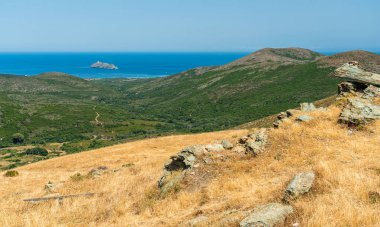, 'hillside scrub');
0,104,379,226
